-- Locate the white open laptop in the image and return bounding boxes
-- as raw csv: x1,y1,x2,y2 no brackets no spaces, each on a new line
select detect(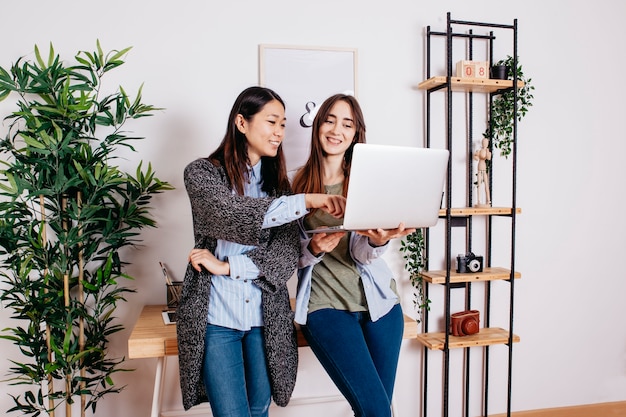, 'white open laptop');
306,143,449,233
